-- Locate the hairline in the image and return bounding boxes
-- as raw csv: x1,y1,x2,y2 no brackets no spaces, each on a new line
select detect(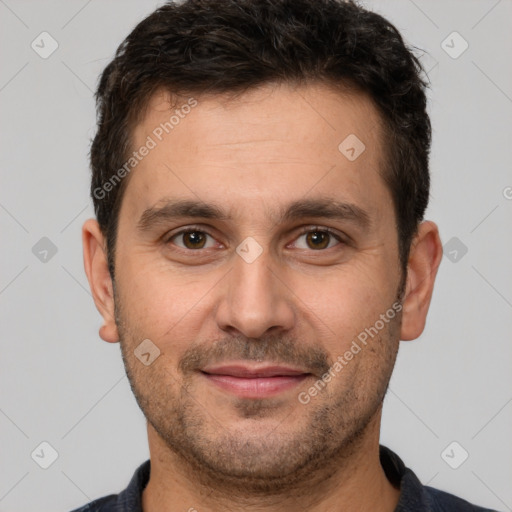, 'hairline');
104,78,409,280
